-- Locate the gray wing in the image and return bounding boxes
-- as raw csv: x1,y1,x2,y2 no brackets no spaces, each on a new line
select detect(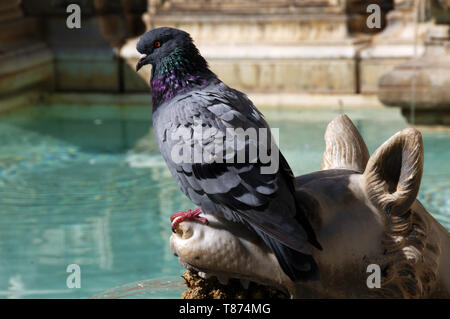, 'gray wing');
154,82,319,256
